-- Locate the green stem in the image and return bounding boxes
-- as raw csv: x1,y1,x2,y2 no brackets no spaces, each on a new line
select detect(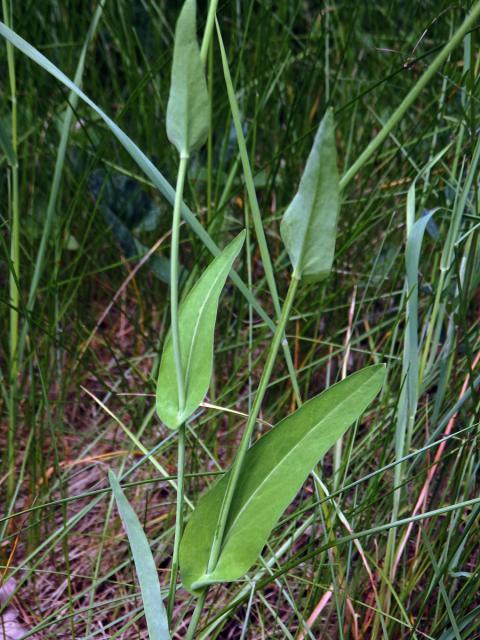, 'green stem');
167,153,189,622
215,19,302,406
187,275,299,632
170,155,189,413
186,276,299,631
338,1,480,192
207,275,300,574
3,0,19,502
206,38,214,225
200,0,219,65
167,423,186,621
186,589,208,640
